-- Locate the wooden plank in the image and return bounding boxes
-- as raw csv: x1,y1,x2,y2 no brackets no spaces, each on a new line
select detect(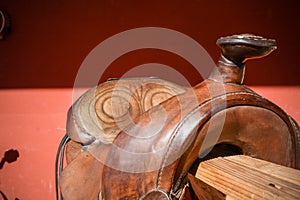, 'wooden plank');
195,155,300,200
227,155,300,186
